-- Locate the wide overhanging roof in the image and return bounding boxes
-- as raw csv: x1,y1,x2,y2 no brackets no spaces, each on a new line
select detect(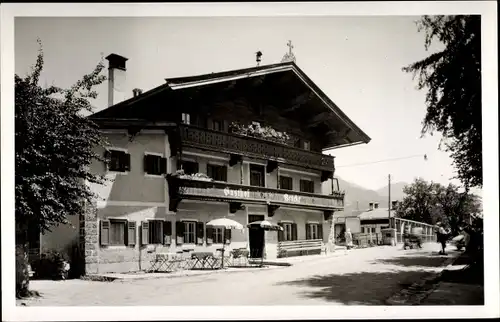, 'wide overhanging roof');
91,61,370,150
